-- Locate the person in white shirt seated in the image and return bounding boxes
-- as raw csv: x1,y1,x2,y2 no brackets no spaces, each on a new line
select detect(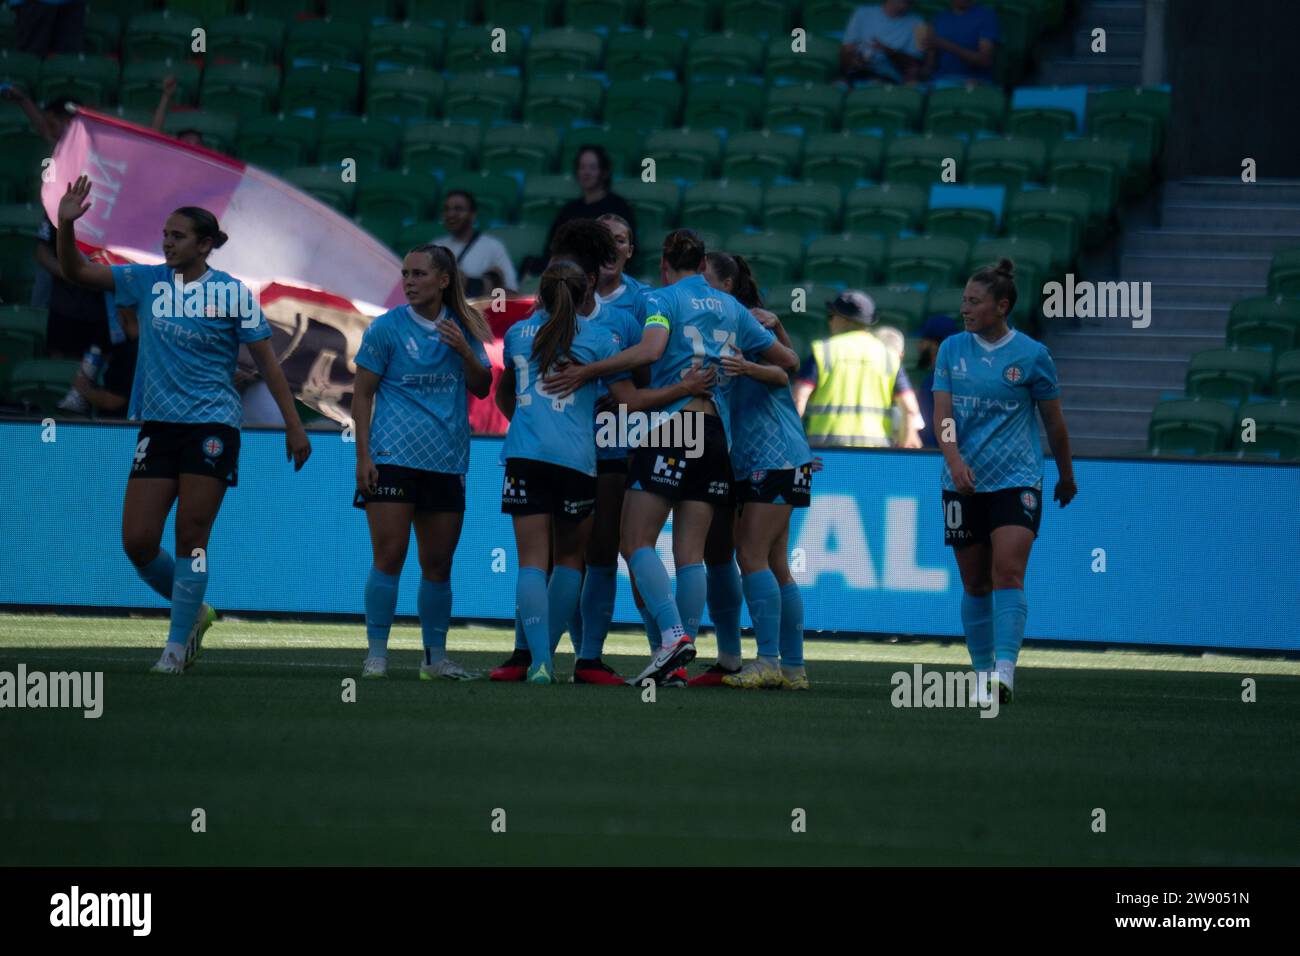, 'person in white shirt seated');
839,0,928,84
430,189,519,297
